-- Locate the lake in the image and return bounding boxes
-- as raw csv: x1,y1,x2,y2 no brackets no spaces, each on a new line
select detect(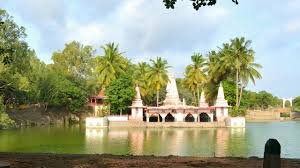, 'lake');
0,121,299,158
